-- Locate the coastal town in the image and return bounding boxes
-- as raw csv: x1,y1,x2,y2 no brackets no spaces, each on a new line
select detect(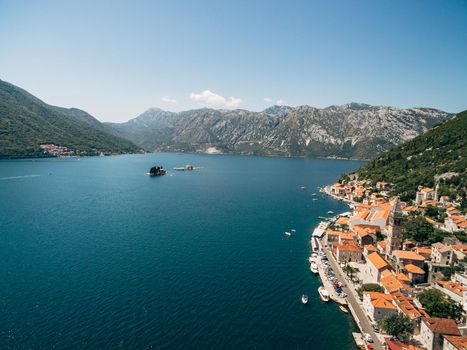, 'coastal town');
311,176,467,350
